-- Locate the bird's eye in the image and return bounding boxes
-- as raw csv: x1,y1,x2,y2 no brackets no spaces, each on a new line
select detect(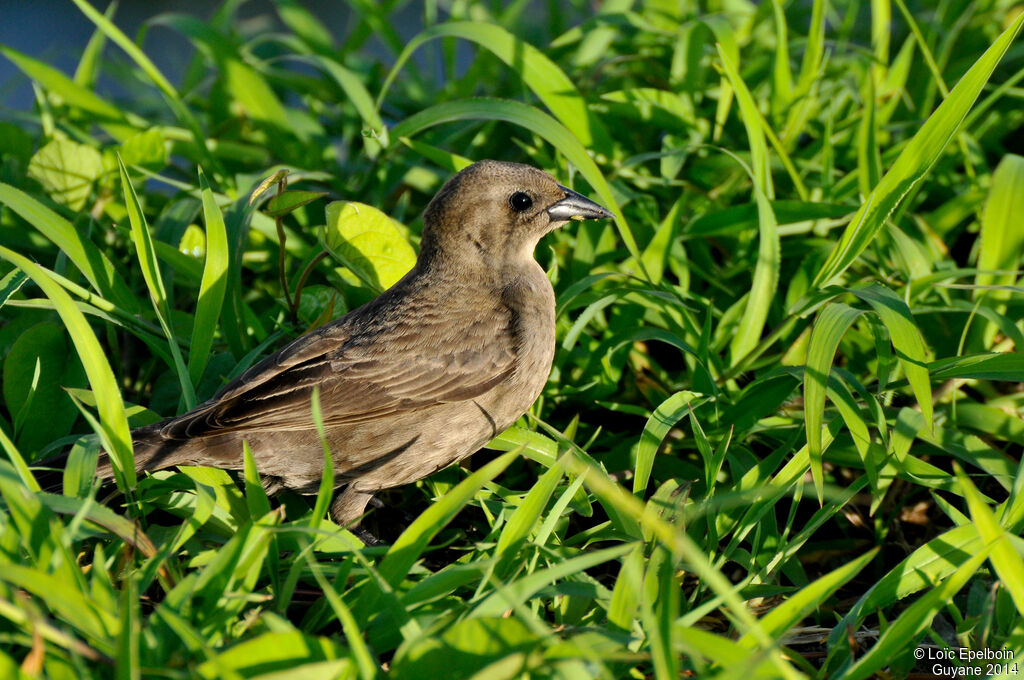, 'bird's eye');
509,192,533,212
